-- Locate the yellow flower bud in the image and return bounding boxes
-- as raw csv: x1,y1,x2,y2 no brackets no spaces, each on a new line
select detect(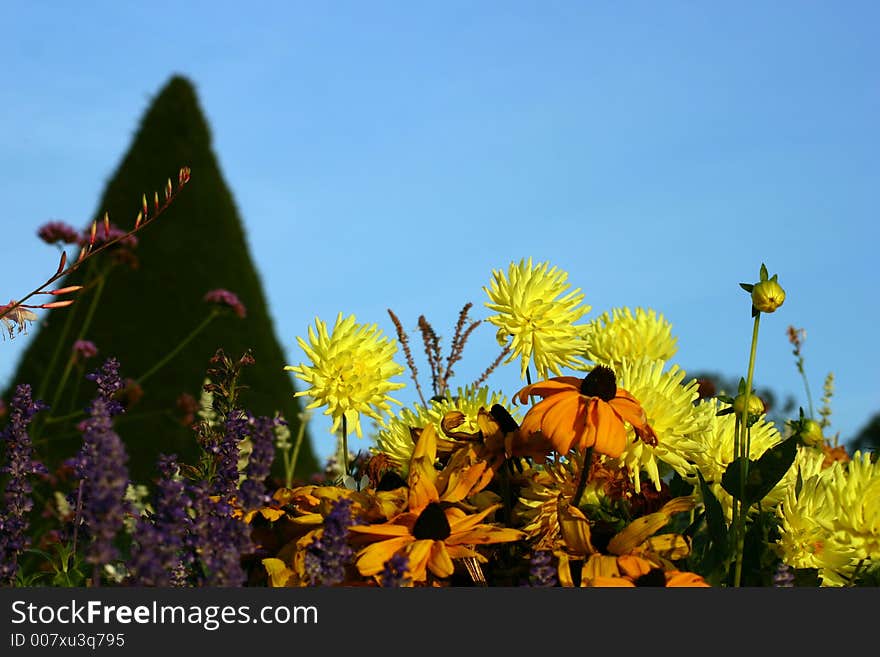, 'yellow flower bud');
751,278,786,313
732,393,764,418
799,419,824,447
